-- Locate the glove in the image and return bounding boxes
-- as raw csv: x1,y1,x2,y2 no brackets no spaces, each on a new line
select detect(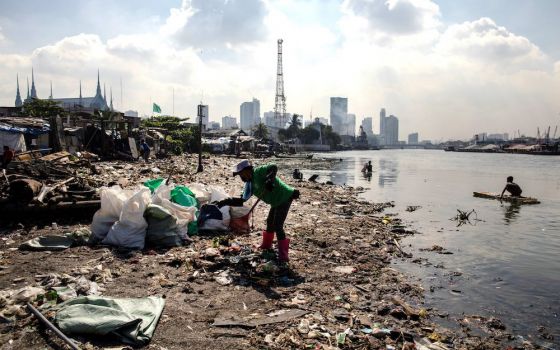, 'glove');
291,189,300,200
215,197,244,208
265,175,275,191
